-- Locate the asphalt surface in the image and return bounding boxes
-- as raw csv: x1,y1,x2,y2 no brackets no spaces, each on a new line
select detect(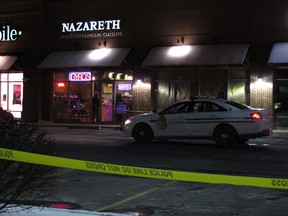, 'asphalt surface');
32,124,288,216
